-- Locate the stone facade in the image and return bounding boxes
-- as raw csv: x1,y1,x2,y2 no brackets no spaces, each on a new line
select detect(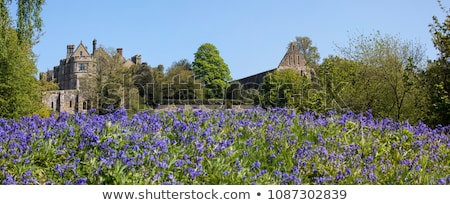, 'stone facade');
277,42,308,75
41,39,141,114
42,90,82,113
